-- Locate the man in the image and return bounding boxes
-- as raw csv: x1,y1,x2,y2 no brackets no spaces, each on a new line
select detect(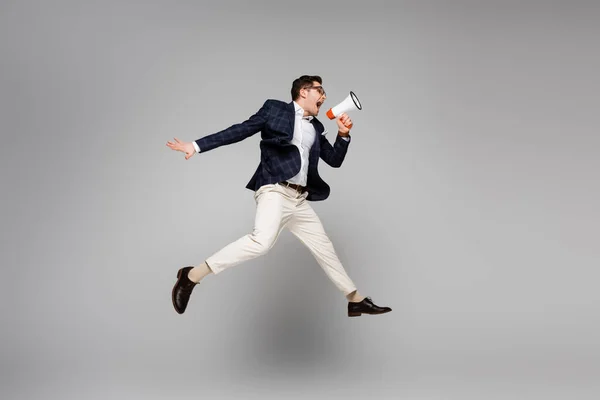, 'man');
167,75,391,318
